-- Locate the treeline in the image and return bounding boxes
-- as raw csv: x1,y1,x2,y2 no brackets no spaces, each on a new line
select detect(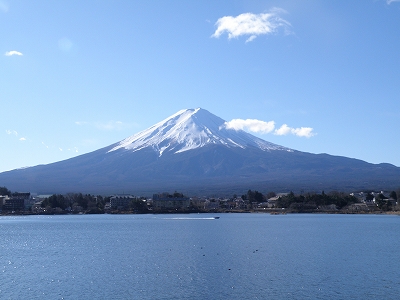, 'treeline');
240,189,360,211
1,185,399,214
240,190,278,202
241,189,399,212
41,194,149,213
41,193,106,213
275,191,358,211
